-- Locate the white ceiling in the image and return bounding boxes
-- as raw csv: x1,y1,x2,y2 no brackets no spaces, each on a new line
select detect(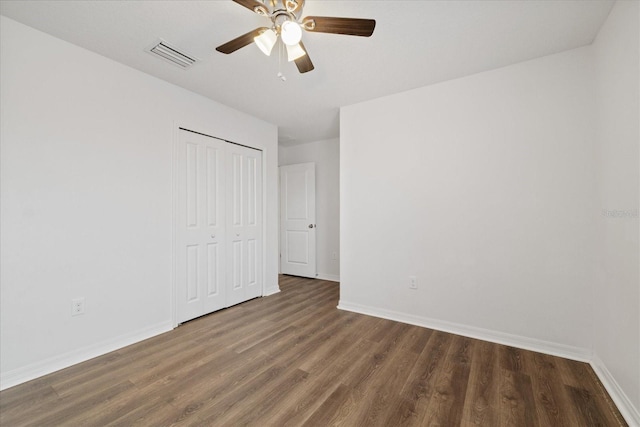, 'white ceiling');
0,0,614,146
